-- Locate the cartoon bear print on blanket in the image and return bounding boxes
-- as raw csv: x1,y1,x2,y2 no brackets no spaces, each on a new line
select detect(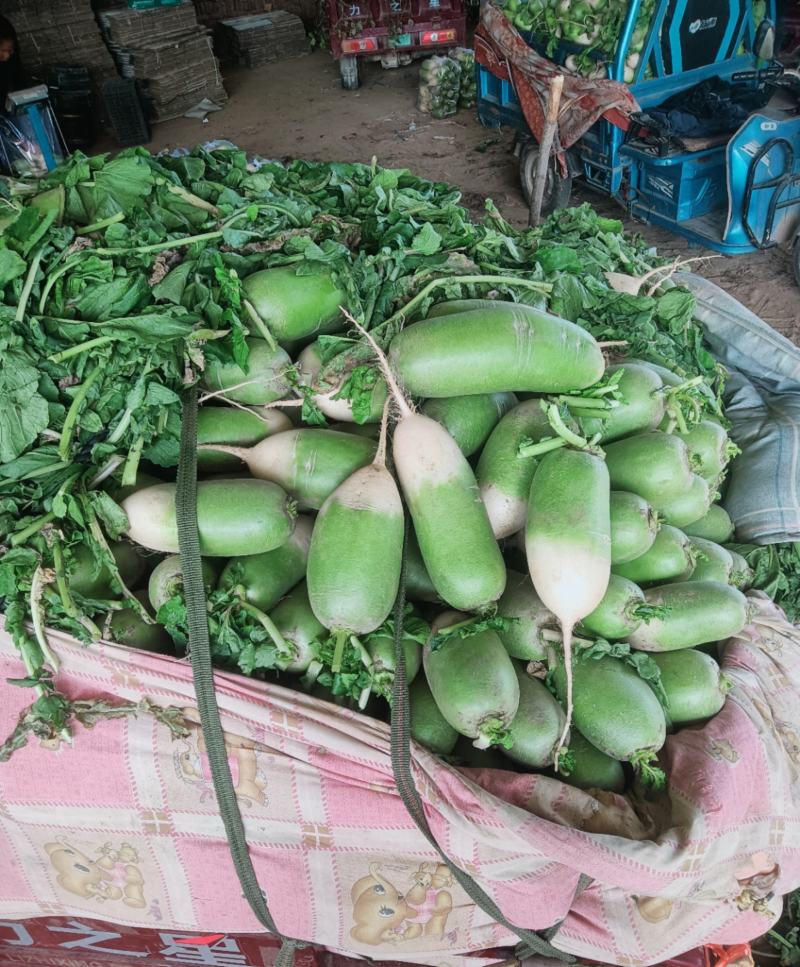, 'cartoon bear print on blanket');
350,862,454,946
44,839,146,908
174,708,267,807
